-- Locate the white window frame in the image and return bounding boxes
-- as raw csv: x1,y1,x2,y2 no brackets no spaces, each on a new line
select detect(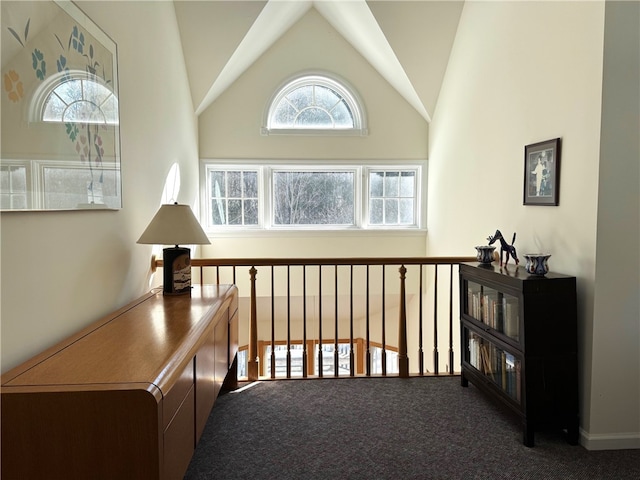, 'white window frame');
269,166,360,230
201,160,425,233
30,70,118,125
1,157,120,210
262,72,368,136
202,164,264,230
364,167,422,229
